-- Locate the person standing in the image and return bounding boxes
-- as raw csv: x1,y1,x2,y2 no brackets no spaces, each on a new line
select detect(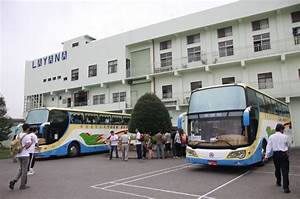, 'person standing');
164,131,172,158
120,131,130,161
9,123,33,190
27,127,38,175
109,131,119,160
264,123,291,193
135,129,142,159
155,131,164,159
174,129,182,158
